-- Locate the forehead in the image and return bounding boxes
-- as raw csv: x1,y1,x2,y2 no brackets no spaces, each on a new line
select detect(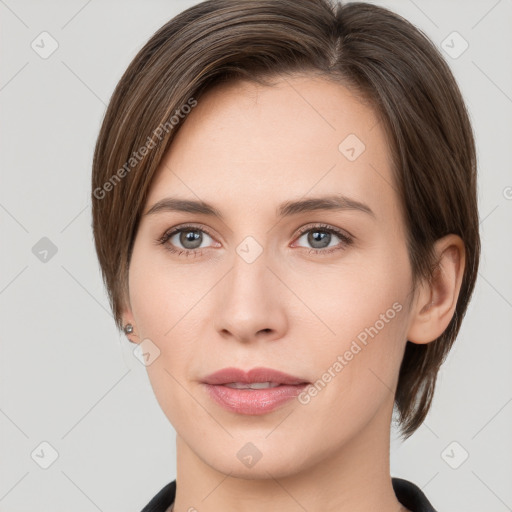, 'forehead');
147,74,398,221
